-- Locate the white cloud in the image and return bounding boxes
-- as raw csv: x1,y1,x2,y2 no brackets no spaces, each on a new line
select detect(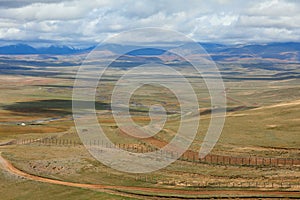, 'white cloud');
1,2,90,21
248,0,299,16
0,0,299,45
